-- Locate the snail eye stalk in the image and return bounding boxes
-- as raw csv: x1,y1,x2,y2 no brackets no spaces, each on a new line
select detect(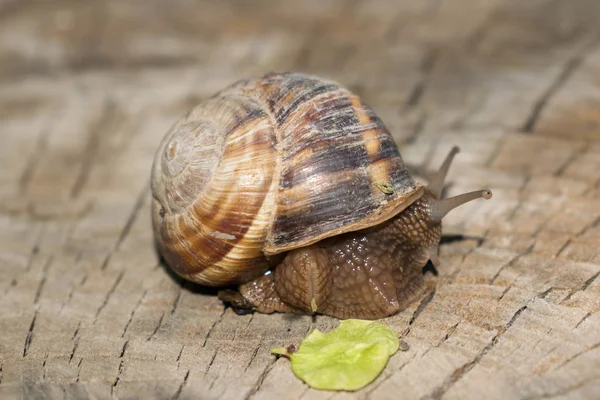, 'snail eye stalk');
426,146,492,222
